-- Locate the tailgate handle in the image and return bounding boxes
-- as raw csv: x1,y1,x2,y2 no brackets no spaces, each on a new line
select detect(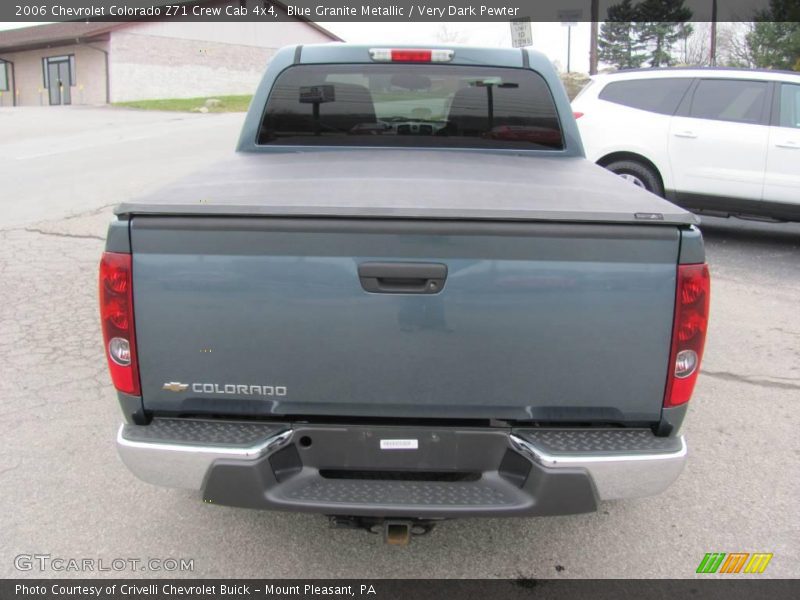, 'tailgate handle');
358,262,447,294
